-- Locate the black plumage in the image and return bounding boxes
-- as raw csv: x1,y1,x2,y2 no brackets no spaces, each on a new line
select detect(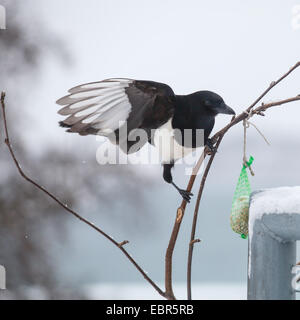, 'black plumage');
57,78,235,202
